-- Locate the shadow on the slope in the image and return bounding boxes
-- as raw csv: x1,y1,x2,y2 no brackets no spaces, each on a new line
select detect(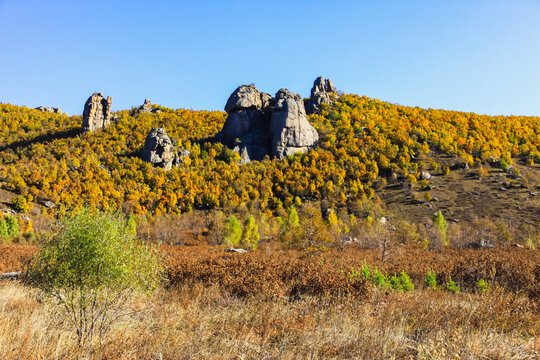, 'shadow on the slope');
0,127,83,152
